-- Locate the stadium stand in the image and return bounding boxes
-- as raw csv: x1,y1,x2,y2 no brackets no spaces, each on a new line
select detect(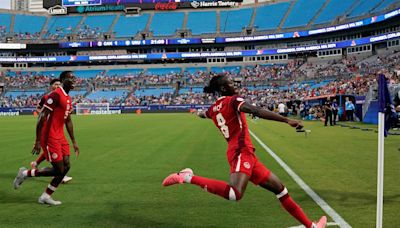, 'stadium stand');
113,14,150,38
13,14,46,39
150,12,184,36
44,15,83,40
254,2,291,30
348,0,383,18
282,0,325,28
313,0,356,25
186,11,217,35
220,8,253,33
